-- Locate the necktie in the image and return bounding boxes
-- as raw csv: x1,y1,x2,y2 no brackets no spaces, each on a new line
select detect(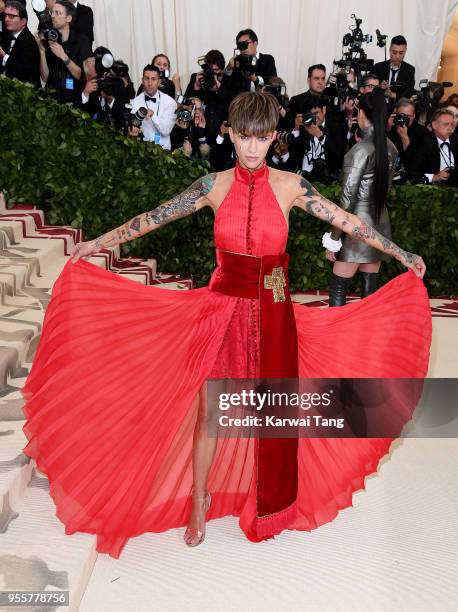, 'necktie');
390,69,398,87
7,35,17,54
440,142,450,150
144,96,156,103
